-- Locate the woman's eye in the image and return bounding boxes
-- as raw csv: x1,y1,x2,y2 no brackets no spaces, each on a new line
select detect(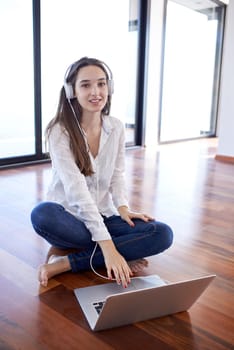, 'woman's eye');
81,84,90,88
98,82,106,87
